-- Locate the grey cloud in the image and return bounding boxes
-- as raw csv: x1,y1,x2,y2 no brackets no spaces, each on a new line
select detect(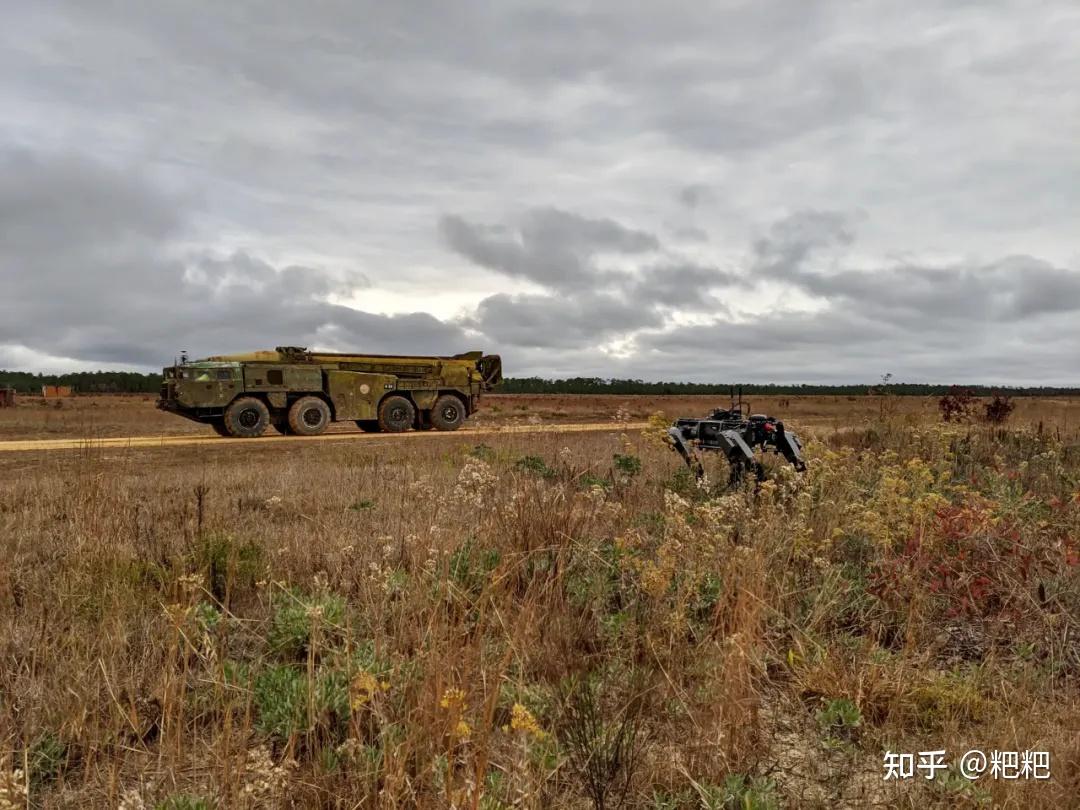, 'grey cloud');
444,208,741,346
672,226,709,243
466,292,662,350
2,1,1080,383
440,208,658,290
677,184,712,209
754,211,1080,324
630,306,1080,386
752,210,855,280
631,263,740,309
0,151,469,366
